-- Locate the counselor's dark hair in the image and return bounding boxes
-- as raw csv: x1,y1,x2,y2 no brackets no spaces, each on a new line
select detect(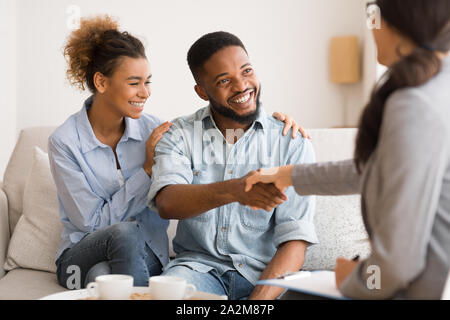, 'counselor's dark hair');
354,0,450,172
187,31,248,83
63,15,146,93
